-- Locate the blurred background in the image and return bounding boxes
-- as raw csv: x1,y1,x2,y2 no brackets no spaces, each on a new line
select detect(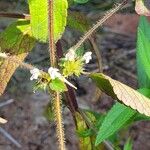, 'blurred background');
0,0,150,150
